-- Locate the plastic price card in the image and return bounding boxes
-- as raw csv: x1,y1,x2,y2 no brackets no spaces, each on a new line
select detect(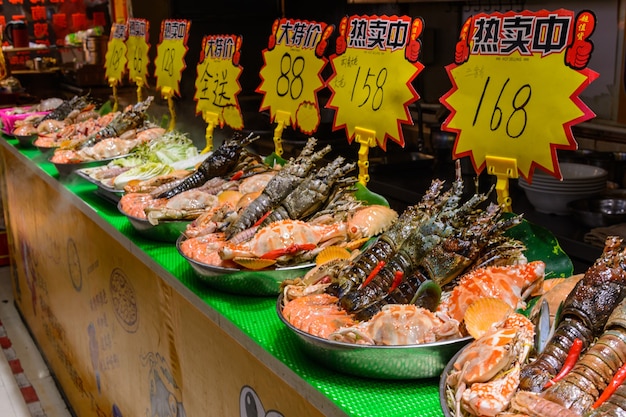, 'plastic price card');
194,34,244,129
105,22,128,83
127,18,150,100
326,15,424,150
257,17,333,137
155,19,191,97
440,9,598,184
